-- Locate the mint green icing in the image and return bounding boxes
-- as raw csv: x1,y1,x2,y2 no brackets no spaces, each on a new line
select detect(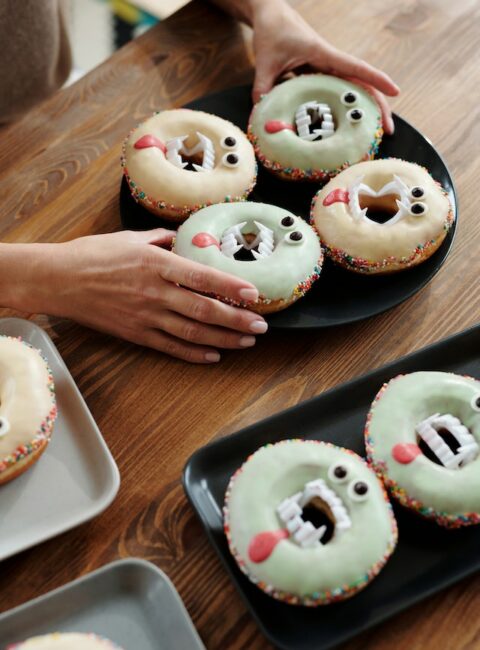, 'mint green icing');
225,441,396,598
368,372,480,515
175,202,322,301
249,74,382,172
